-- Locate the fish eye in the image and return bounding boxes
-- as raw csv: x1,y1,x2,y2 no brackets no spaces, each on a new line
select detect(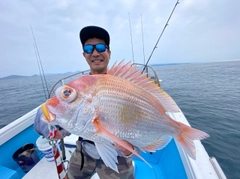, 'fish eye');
63,89,72,97
55,85,77,103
